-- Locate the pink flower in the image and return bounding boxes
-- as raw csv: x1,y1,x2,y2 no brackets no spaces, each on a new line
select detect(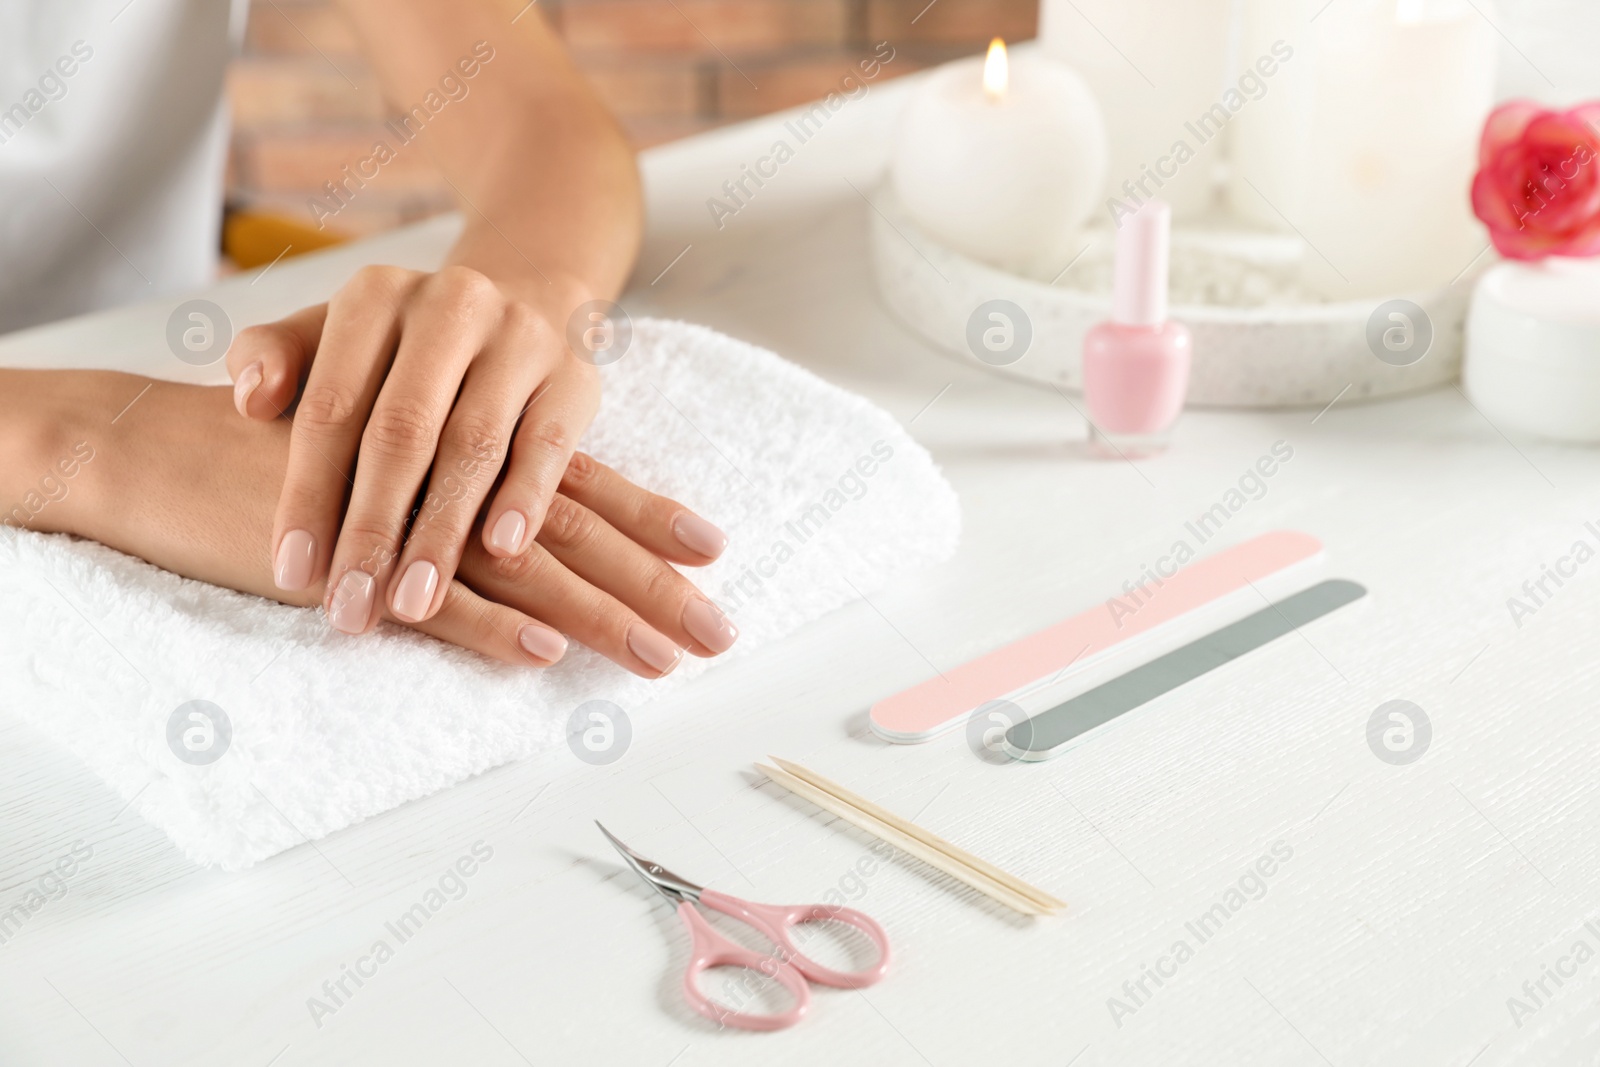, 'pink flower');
1471,100,1600,260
